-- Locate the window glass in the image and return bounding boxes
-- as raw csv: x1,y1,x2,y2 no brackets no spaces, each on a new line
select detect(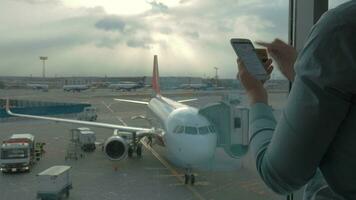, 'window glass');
198,126,209,135
234,117,241,128
185,126,198,135
176,125,184,133
1,149,28,159
329,0,351,9
173,126,179,133
0,0,290,199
